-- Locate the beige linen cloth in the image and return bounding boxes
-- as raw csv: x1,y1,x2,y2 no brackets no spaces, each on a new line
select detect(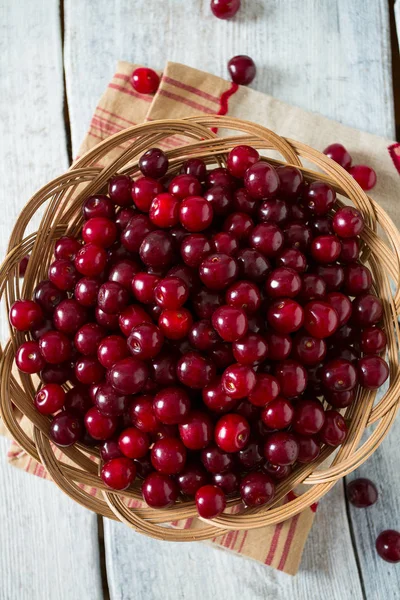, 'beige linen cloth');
1,61,399,575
